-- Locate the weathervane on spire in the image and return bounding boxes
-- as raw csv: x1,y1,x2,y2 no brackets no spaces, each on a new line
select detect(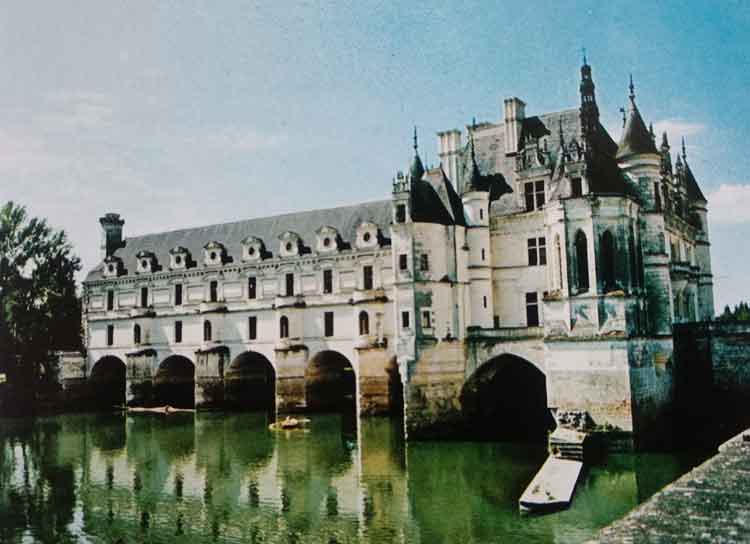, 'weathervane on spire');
629,74,635,101
682,137,687,160
582,46,587,65
413,126,419,154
